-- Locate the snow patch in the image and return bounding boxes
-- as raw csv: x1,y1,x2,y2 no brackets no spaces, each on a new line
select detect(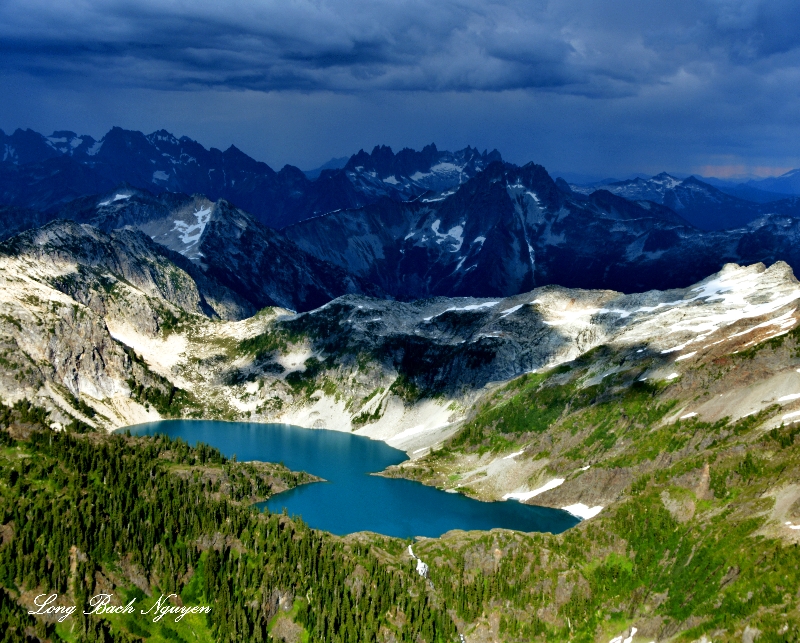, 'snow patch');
421,190,456,202
430,161,462,174
430,220,464,251
680,412,698,419
407,546,429,578
659,277,800,340
388,421,450,444
675,351,697,361
777,393,800,403
728,309,797,338
152,170,170,182
609,626,638,643
423,301,499,321
503,478,564,501
97,193,132,207
172,207,212,248
502,449,525,460
563,503,603,520
499,304,524,318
